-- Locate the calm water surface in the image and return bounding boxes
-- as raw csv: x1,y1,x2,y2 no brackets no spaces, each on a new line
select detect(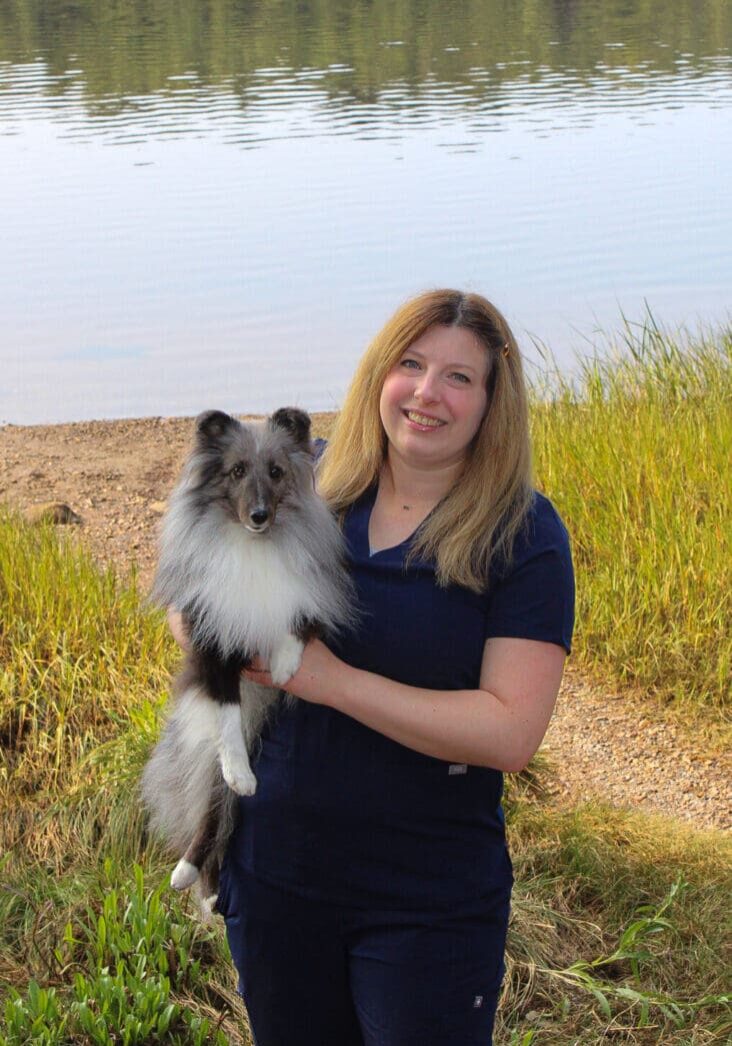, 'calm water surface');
1,0,731,423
